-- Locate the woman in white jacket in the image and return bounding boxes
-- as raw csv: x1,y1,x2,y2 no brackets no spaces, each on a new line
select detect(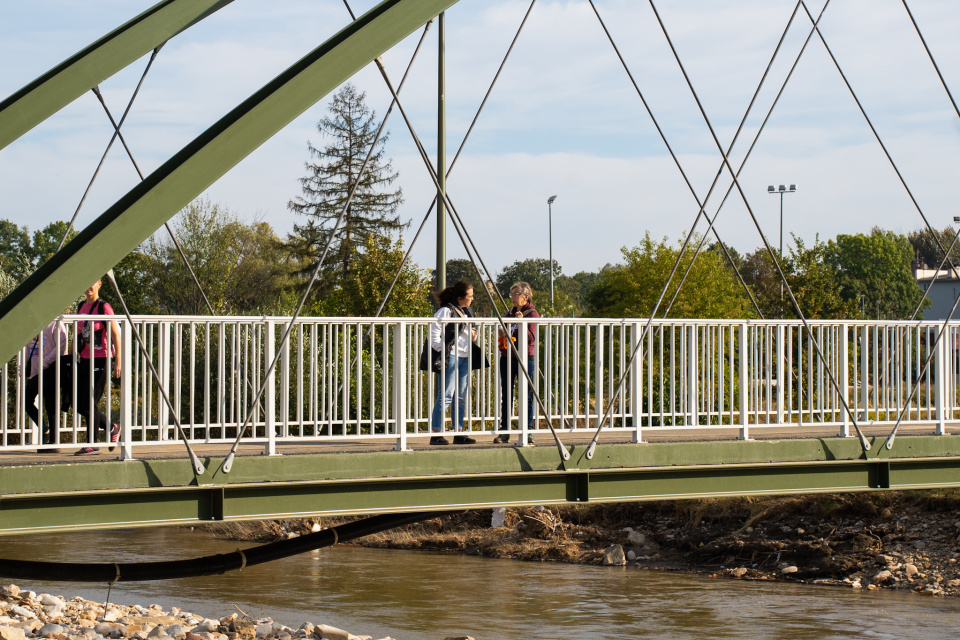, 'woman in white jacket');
429,281,478,445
